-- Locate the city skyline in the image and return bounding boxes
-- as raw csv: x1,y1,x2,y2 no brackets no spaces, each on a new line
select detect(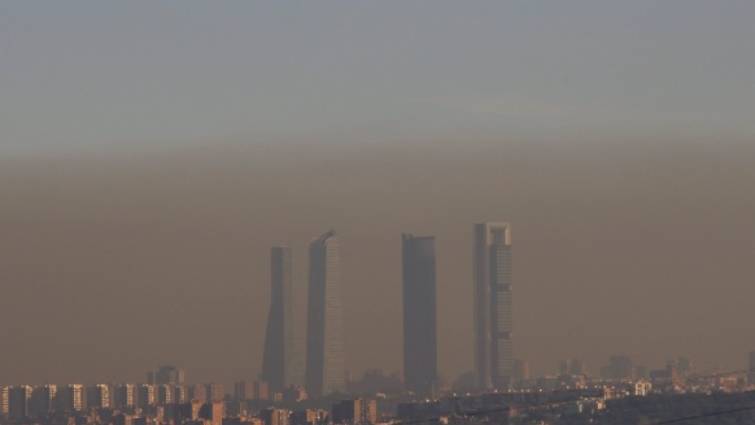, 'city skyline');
1,139,753,385
2,1,754,388
1,2,754,425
